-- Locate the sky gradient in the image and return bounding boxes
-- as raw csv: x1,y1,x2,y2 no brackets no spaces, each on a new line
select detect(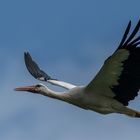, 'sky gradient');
0,0,140,140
